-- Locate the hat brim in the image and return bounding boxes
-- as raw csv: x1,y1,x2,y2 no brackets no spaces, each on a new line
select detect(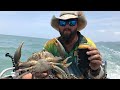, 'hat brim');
51,14,87,31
